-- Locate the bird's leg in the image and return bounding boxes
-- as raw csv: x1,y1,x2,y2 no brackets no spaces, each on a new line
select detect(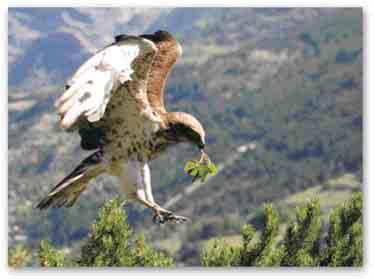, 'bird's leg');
141,171,188,224
134,191,188,224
